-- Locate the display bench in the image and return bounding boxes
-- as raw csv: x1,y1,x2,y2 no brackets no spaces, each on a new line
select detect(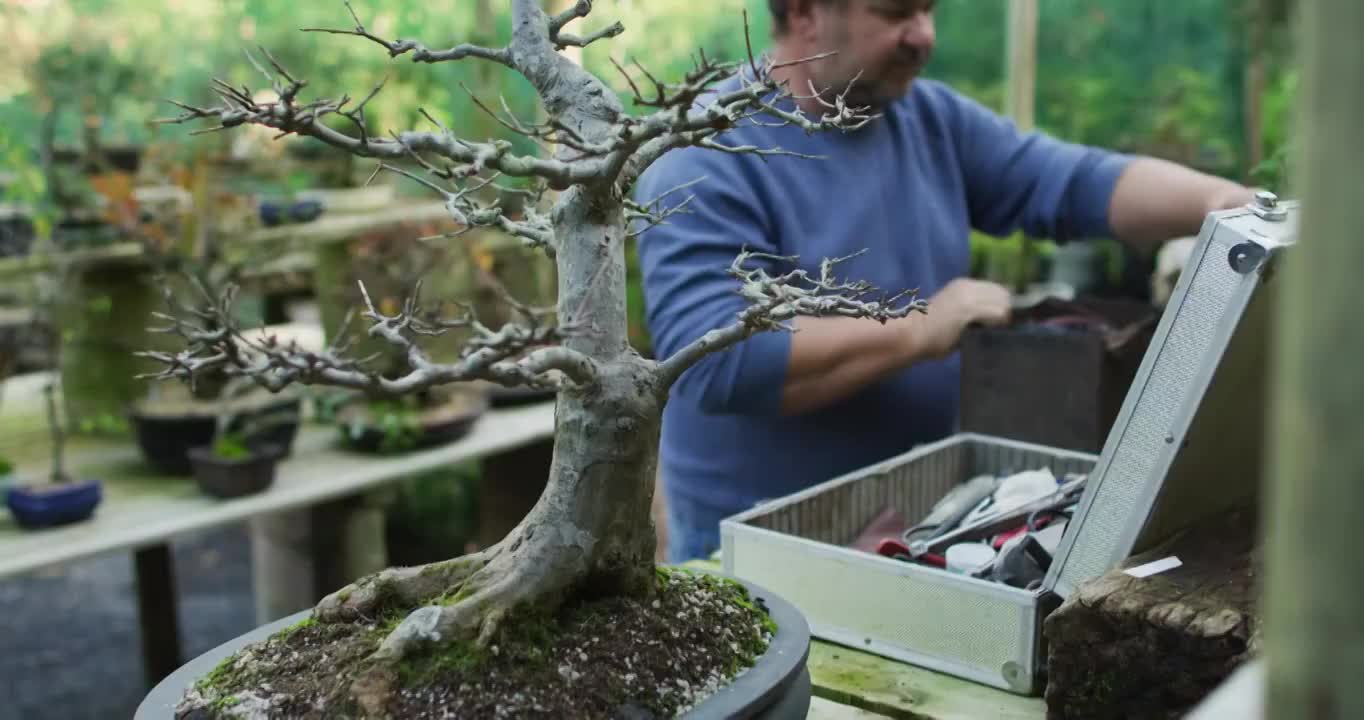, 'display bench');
0,368,556,691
